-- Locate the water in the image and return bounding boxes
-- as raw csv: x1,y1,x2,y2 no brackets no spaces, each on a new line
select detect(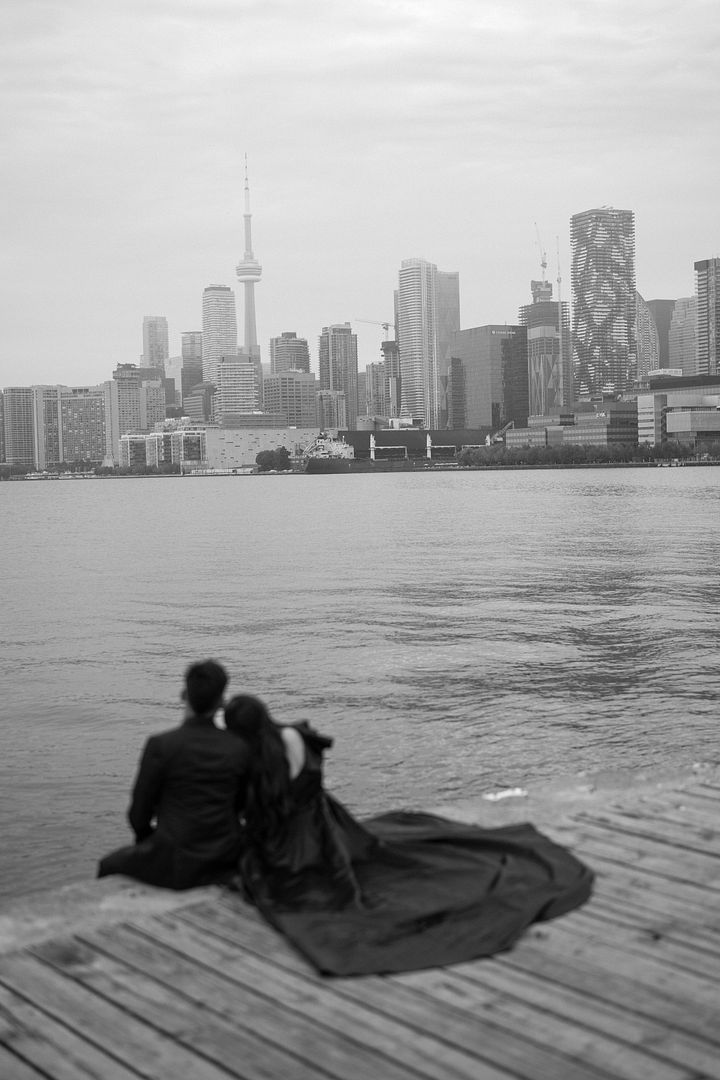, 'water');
1,468,718,901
